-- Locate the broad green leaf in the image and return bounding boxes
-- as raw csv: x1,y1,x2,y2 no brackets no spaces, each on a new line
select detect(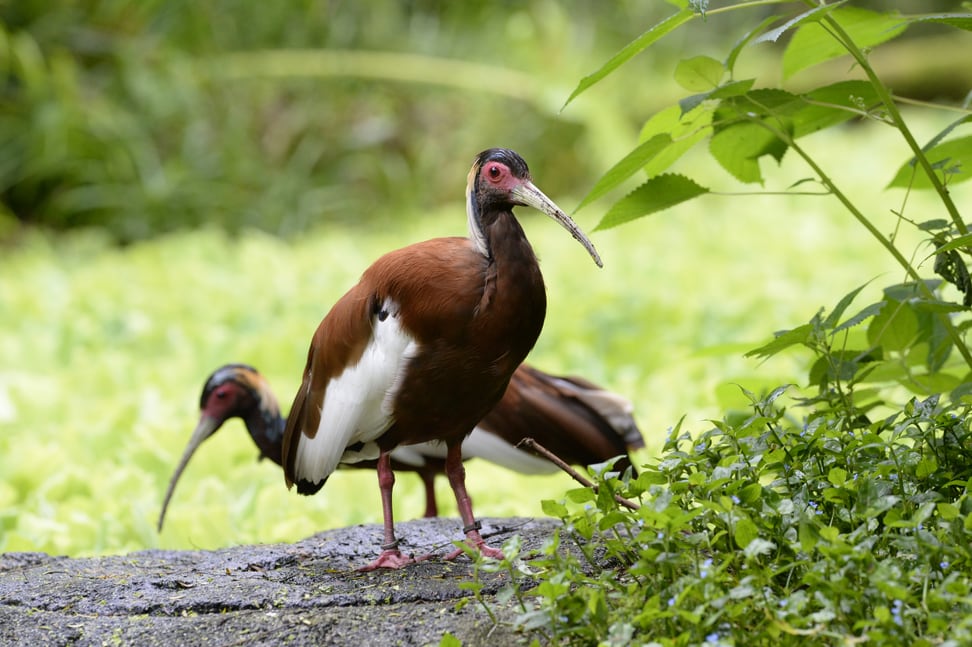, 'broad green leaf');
574,135,673,212
541,499,568,518
709,121,788,184
912,13,972,32
734,517,759,549
674,55,724,92
640,104,714,176
828,467,848,487
564,9,694,107
745,322,815,359
795,80,882,136
783,7,909,79
798,519,819,552
867,300,918,352
594,174,709,230
888,135,972,190
938,502,961,520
